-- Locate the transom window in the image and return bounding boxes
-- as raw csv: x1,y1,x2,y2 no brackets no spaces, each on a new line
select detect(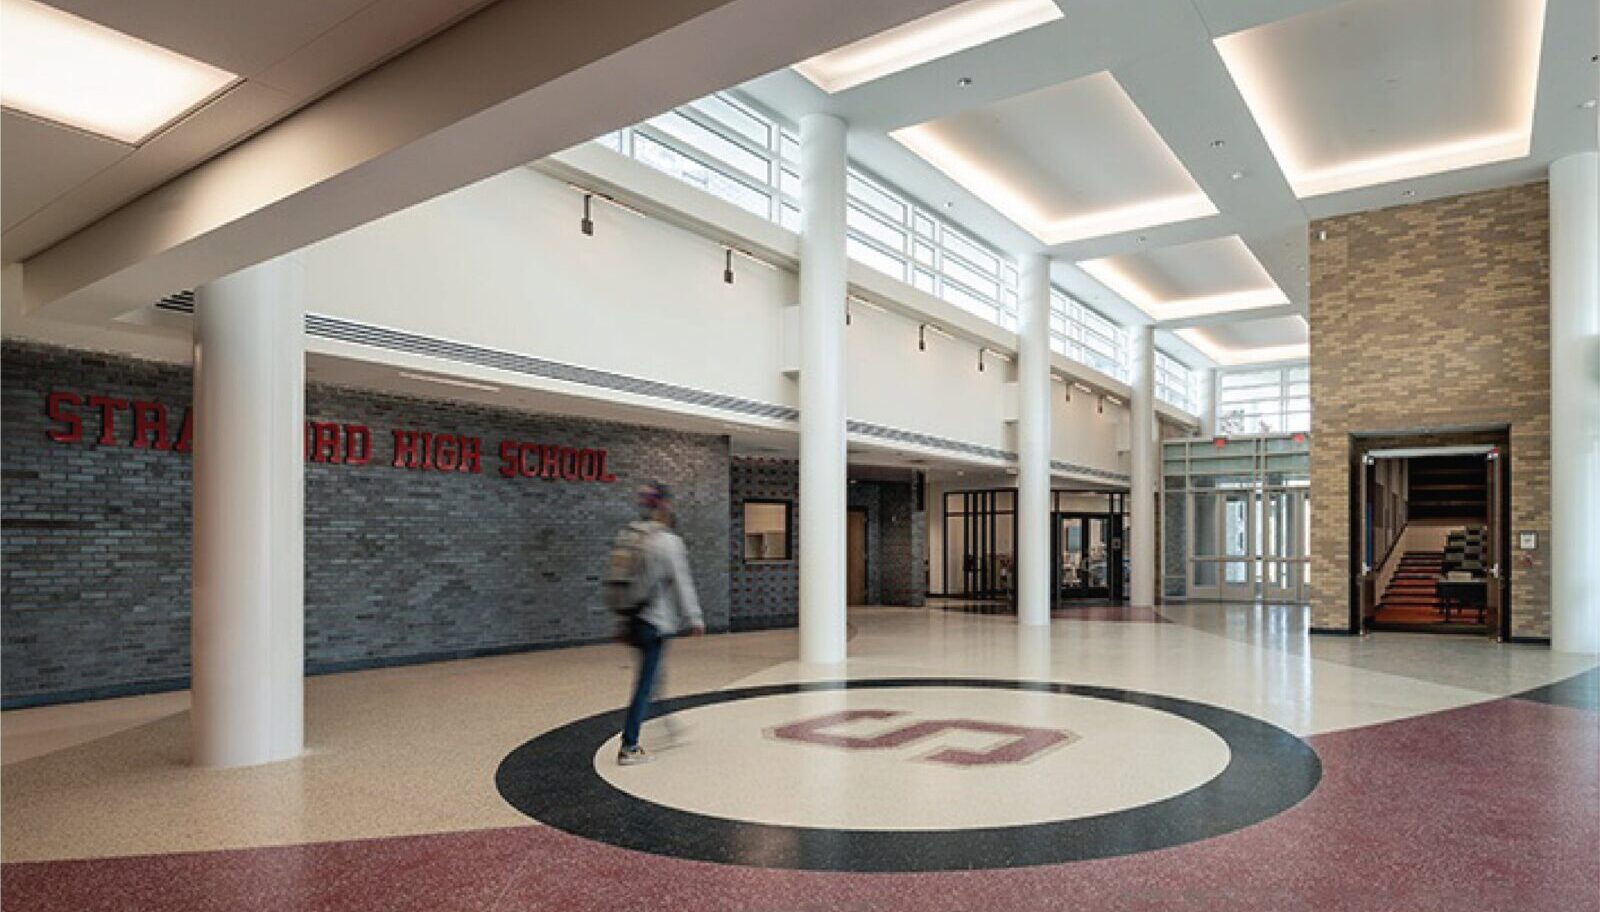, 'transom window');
595,91,1022,332
1217,365,1310,434
1155,350,1196,414
1049,288,1129,381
